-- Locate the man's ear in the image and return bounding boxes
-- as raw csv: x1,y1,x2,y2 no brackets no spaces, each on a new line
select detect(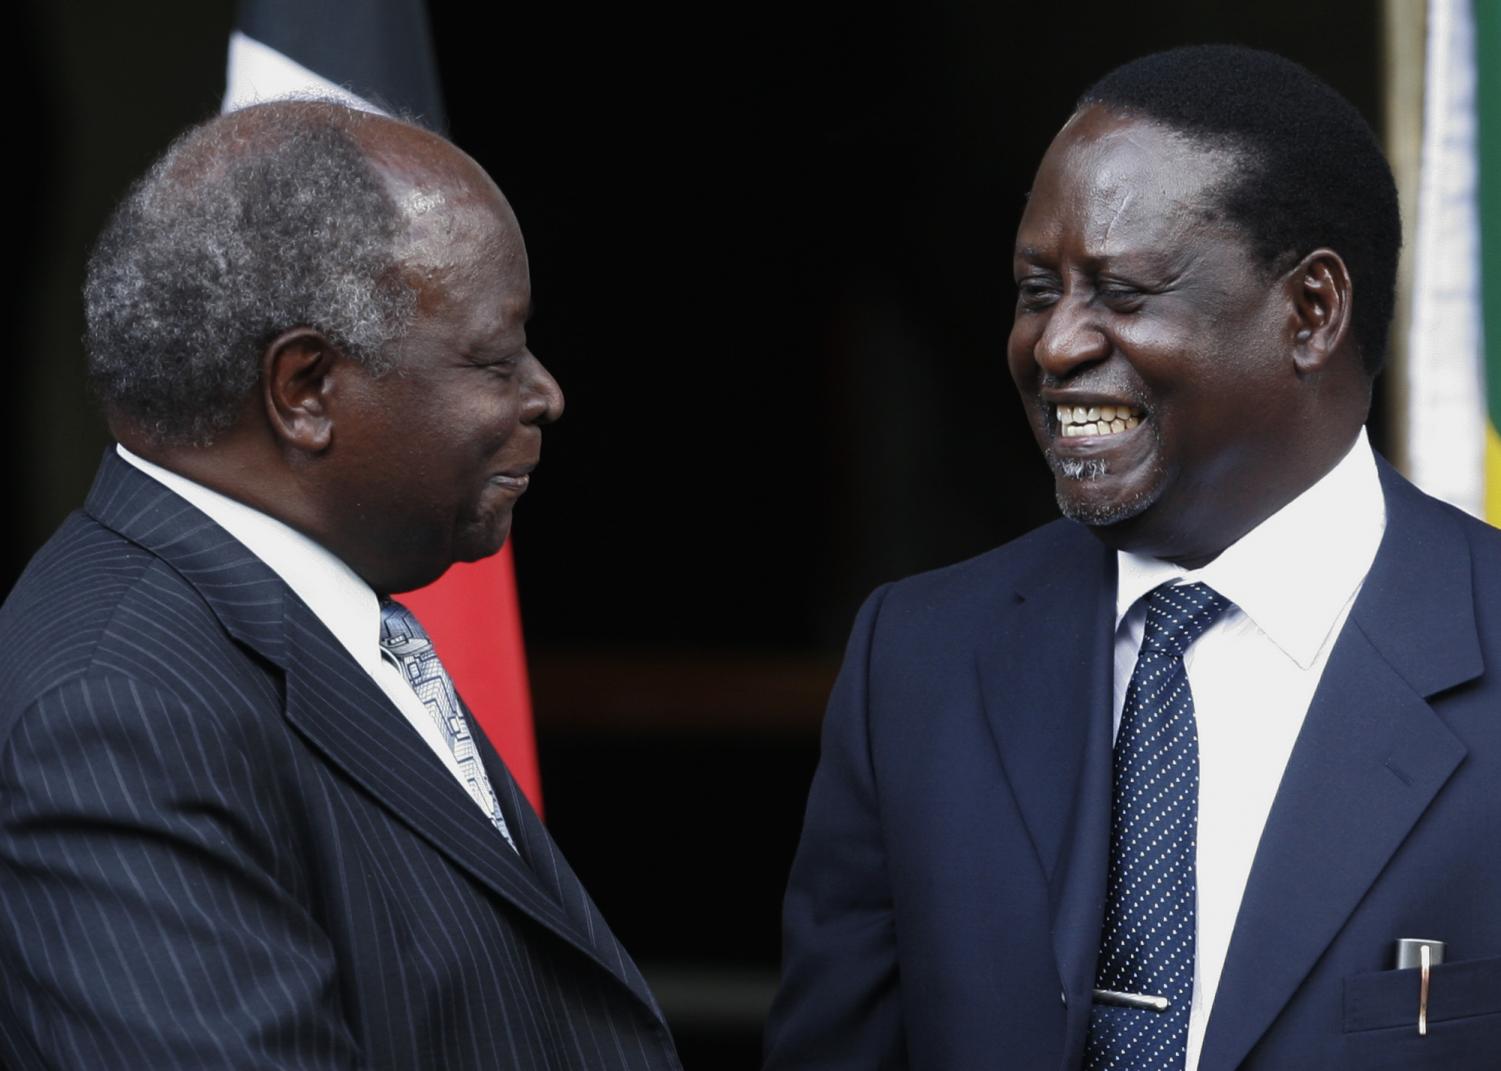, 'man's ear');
262,327,341,453
1286,249,1353,376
